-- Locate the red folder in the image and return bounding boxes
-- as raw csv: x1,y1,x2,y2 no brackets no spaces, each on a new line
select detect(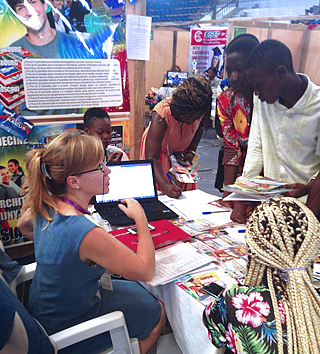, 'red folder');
110,219,192,251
